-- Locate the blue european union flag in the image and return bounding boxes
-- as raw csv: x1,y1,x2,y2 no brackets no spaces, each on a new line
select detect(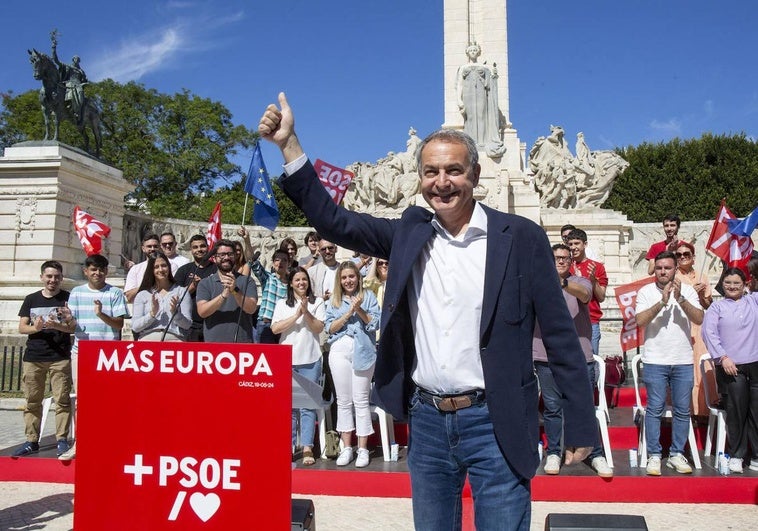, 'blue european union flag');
247,142,279,231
